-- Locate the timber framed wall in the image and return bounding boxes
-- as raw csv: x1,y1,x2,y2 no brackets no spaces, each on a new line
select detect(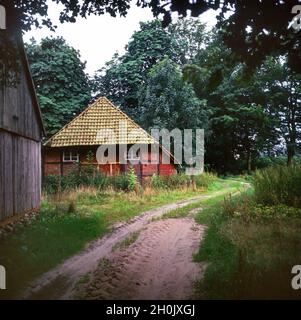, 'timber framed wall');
43,145,177,178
